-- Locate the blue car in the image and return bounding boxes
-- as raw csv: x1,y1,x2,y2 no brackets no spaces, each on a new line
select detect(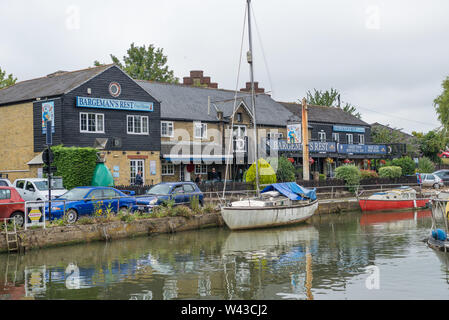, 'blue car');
135,182,203,212
45,186,137,224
